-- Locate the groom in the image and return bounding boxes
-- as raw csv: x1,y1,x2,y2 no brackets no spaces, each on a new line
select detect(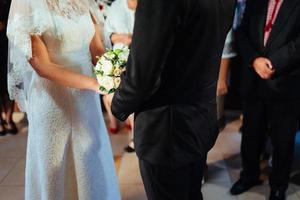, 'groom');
111,0,235,199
